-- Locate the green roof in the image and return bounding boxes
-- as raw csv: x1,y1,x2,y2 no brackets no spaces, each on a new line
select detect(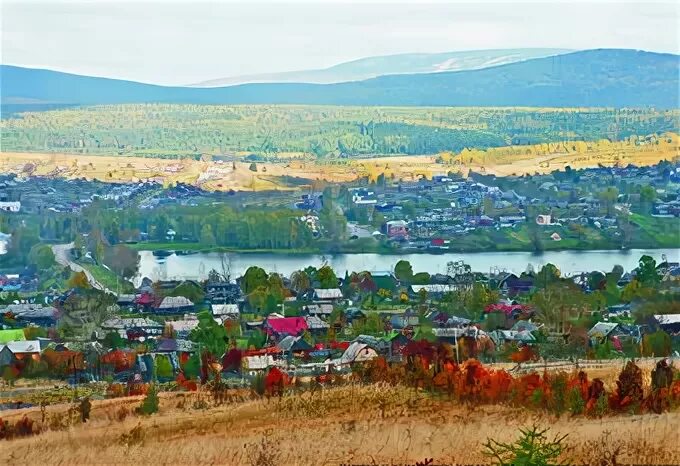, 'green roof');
374,276,397,292
235,338,249,350
0,329,26,344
